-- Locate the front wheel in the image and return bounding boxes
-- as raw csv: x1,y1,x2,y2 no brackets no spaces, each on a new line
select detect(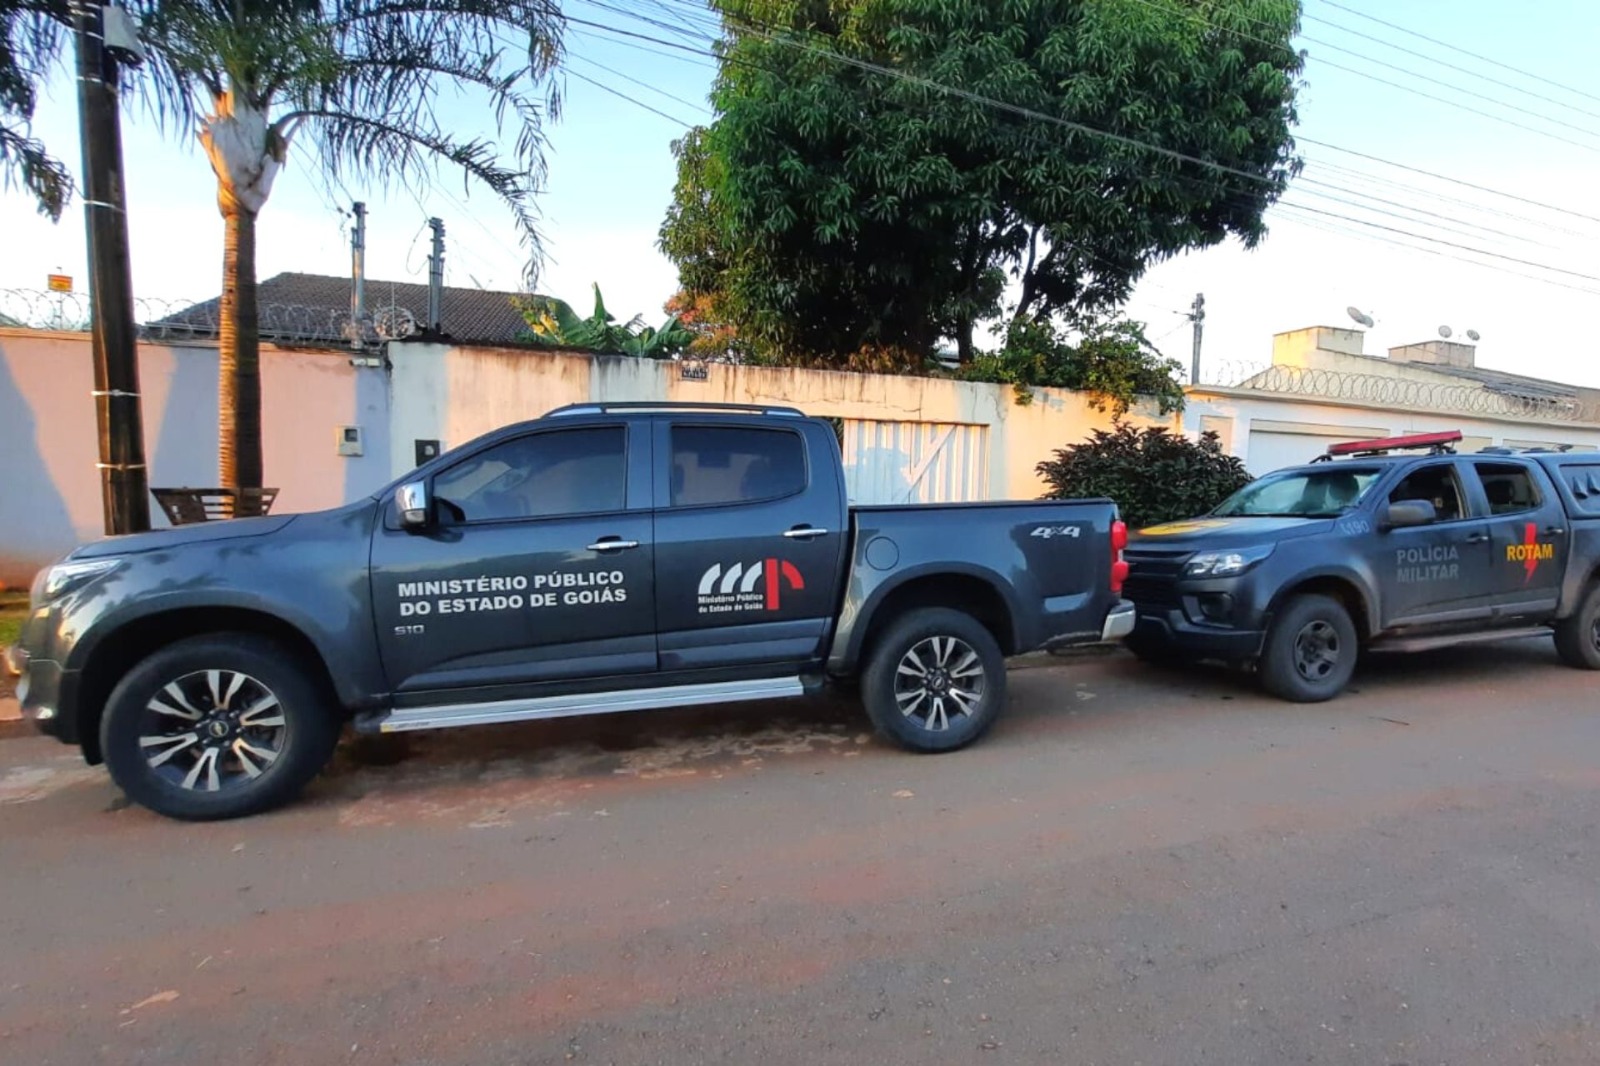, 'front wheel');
1259,594,1358,702
1553,582,1600,669
100,634,341,821
861,608,1007,753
